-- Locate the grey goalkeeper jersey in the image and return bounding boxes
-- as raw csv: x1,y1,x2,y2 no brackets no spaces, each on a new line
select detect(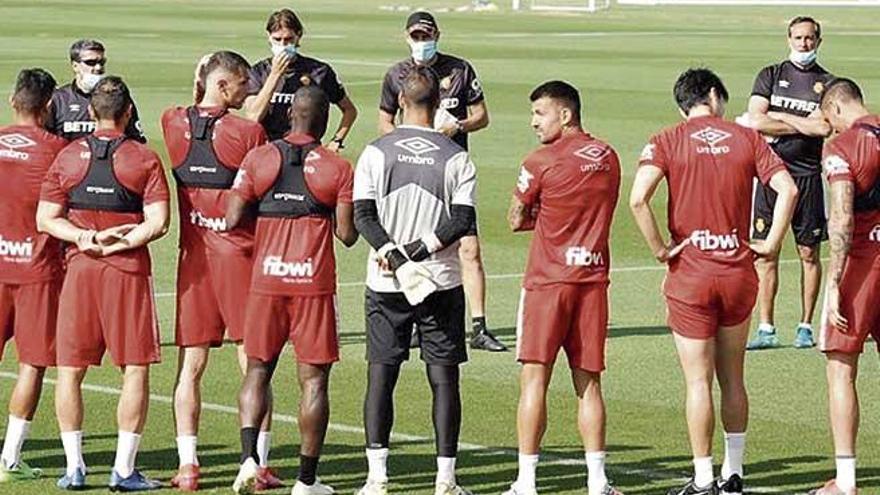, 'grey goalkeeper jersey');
354,125,476,293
